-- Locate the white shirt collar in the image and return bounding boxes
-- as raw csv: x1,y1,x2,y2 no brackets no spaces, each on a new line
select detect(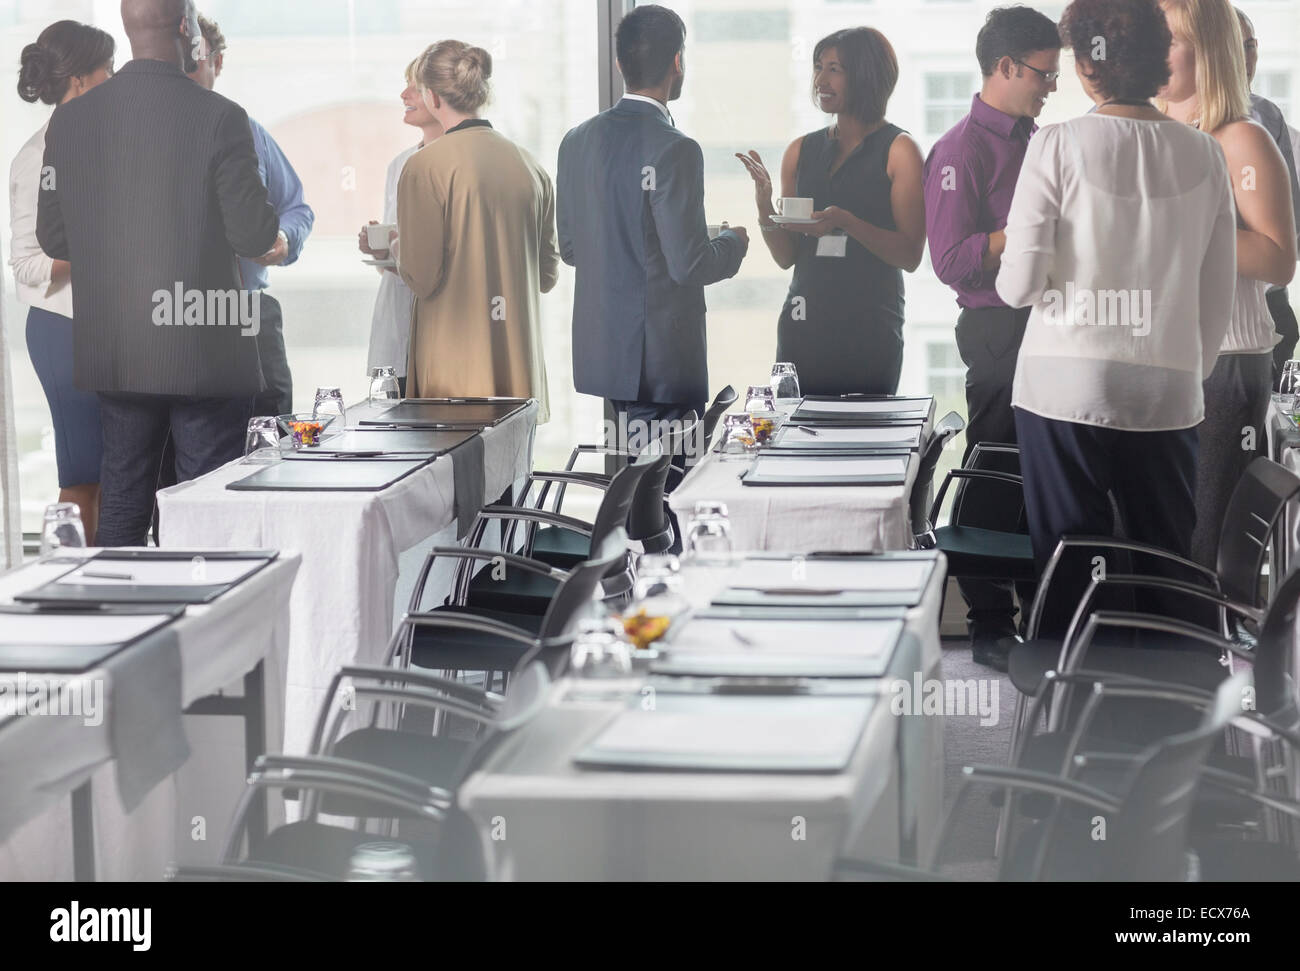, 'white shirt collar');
621,93,674,126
